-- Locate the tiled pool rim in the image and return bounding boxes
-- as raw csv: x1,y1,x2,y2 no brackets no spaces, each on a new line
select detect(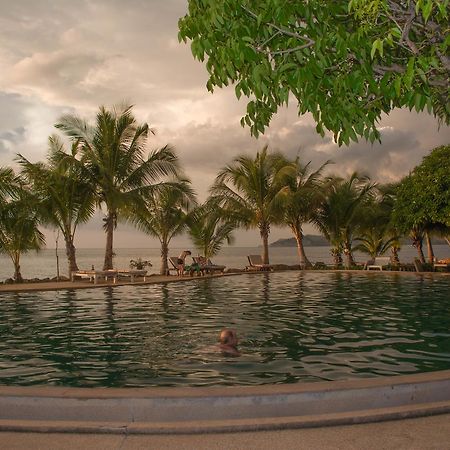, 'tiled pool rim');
0,370,449,434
